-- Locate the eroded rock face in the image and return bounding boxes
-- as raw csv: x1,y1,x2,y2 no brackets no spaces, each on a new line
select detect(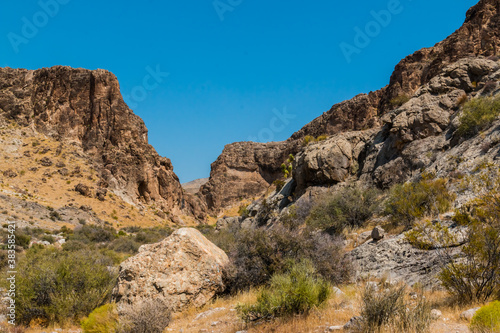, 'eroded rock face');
0,66,202,217
112,228,229,312
293,129,378,193
348,222,466,288
199,0,500,212
200,141,299,213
